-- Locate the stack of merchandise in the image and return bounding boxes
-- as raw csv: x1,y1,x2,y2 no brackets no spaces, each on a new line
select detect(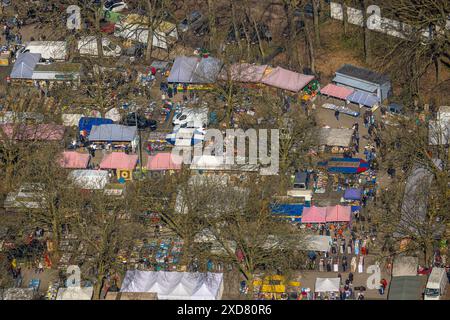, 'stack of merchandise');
168,238,184,269
58,253,72,271
314,171,328,194
45,281,60,300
